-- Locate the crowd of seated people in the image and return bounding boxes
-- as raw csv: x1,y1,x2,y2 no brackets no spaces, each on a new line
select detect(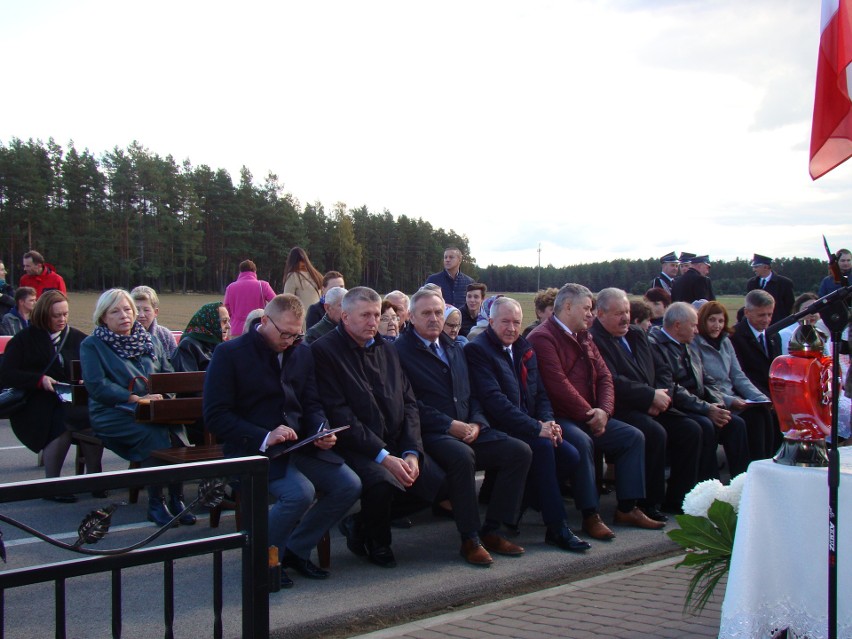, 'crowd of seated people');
5,245,841,588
